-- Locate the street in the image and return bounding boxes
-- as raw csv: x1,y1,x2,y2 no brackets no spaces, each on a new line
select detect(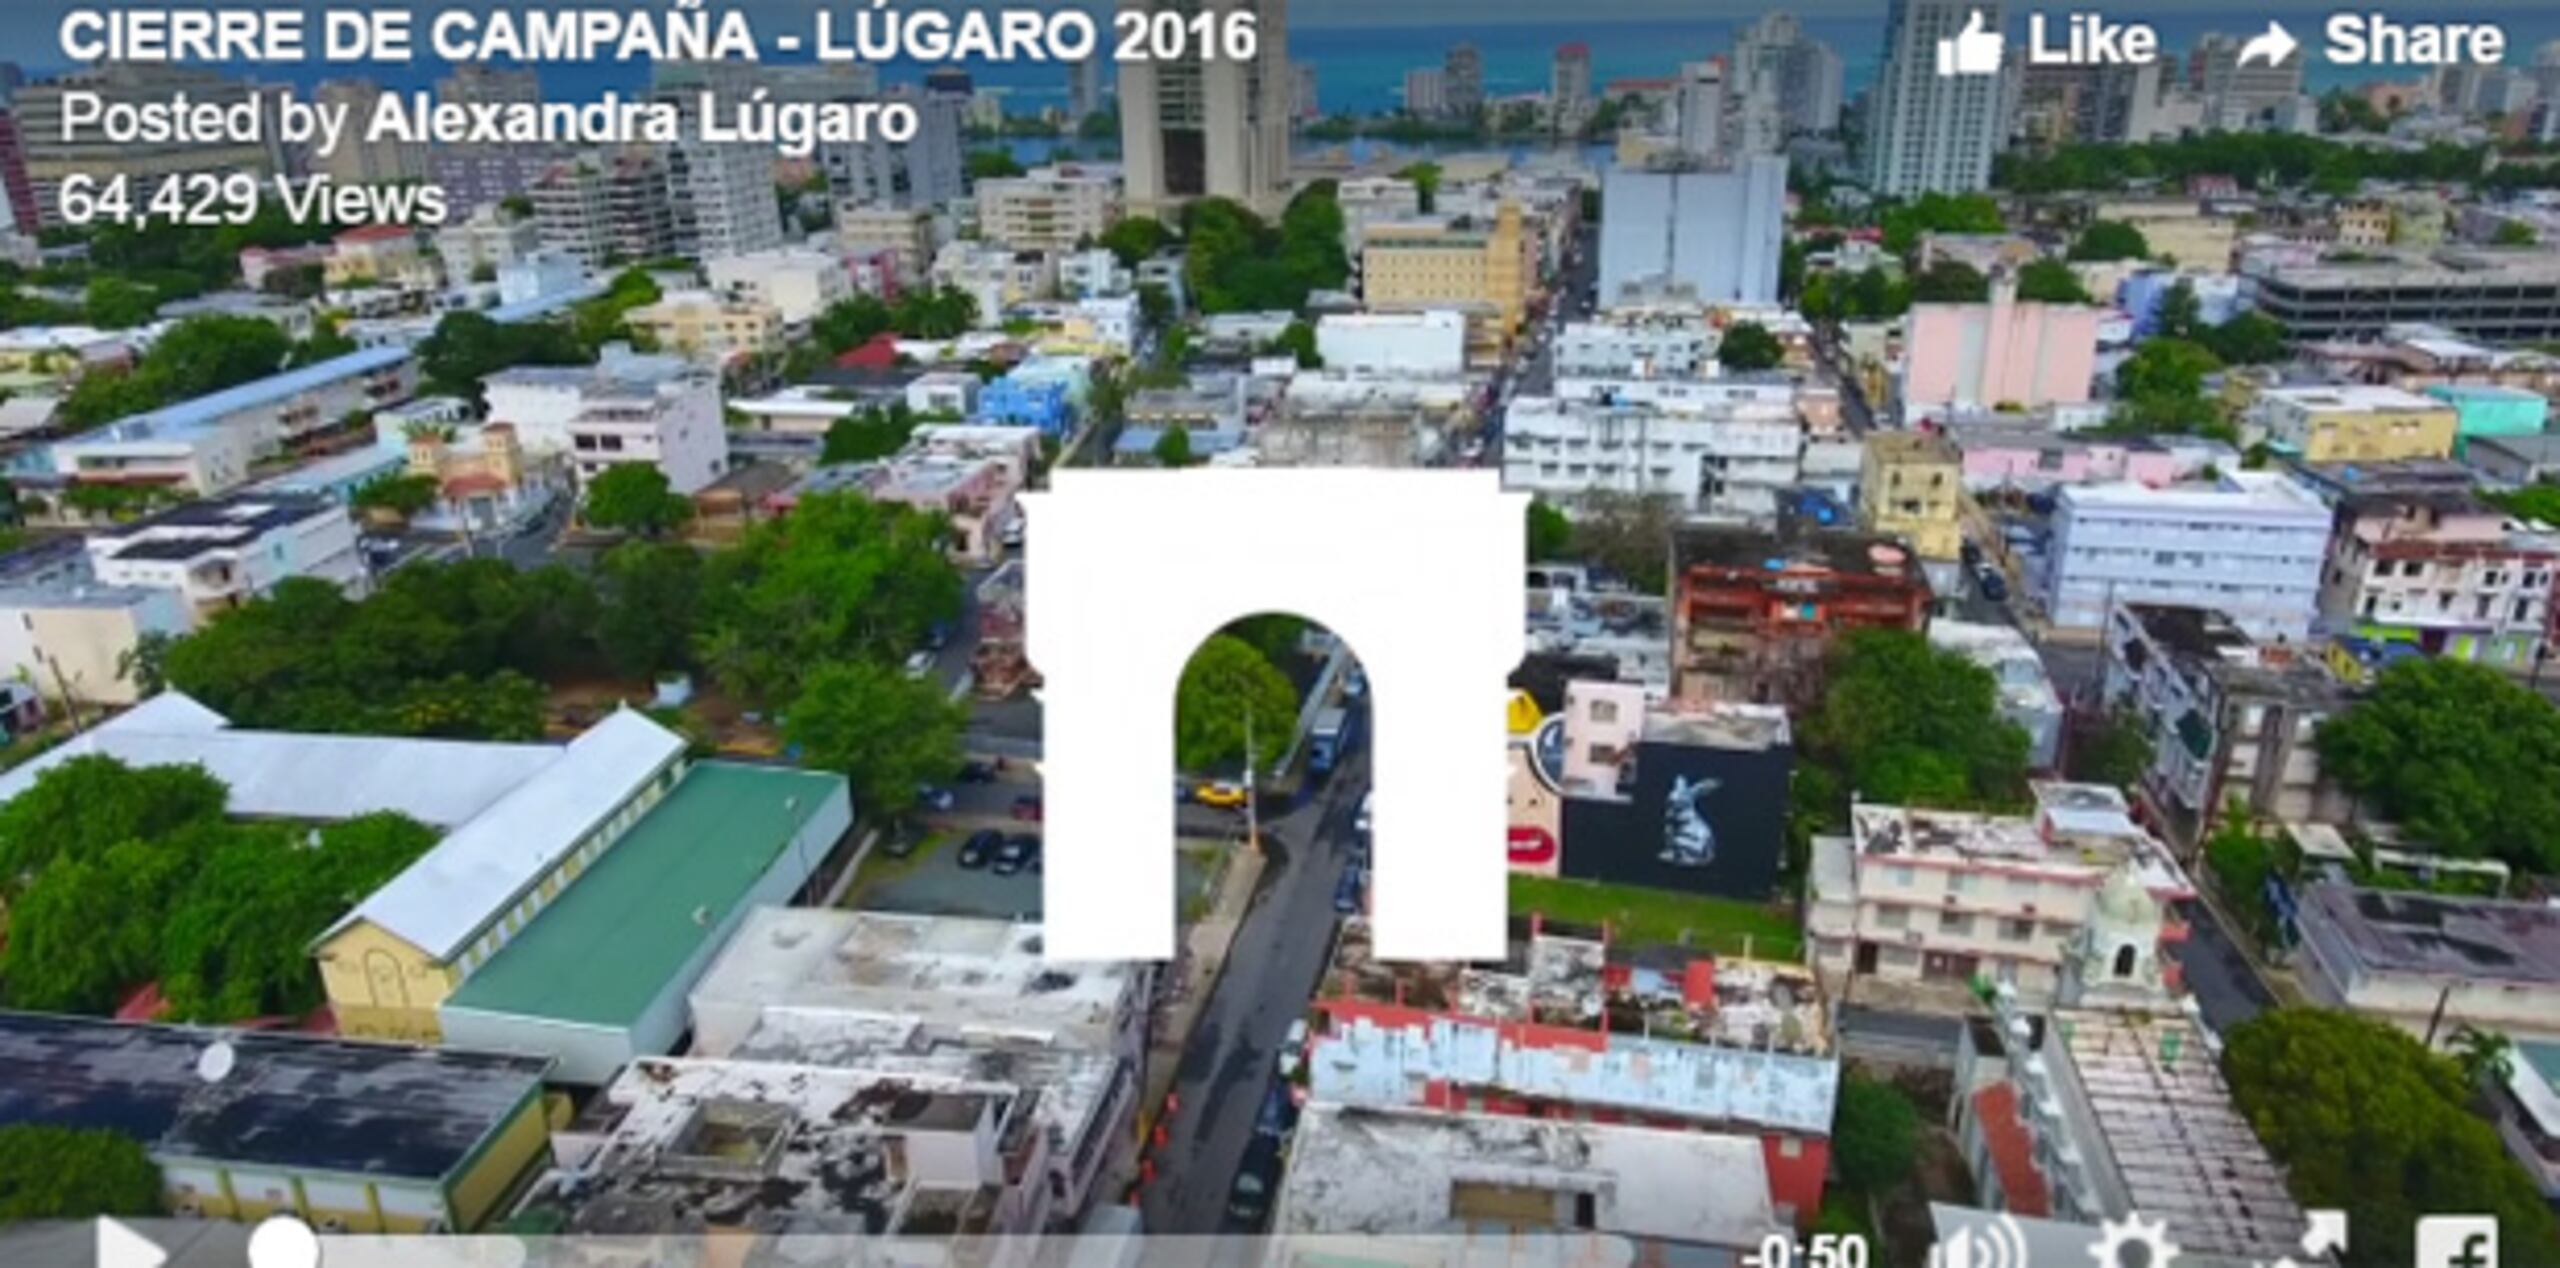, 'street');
1140,747,1369,1233
2166,899,2276,1032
